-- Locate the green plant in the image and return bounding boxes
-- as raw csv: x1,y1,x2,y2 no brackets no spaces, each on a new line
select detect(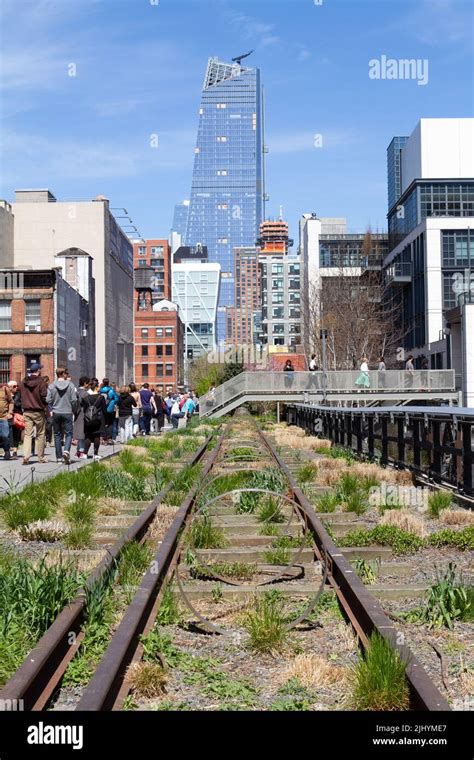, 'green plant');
352,632,409,711
156,587,181,625
428,491,452,518
117,541,153,587
206,562,257,580
353,558,378,585
17,519,67,542
211,584,223,603
336,473,361,500
189,516,227,549
271,677,314,711
264,546,290,565
296,463,318,484
243,591,288,652
428,526,474,551
343,491,367,516
259,523,281,537
257,495,285,524
409,563,471,629
315,491,338,513
340,524,424,555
